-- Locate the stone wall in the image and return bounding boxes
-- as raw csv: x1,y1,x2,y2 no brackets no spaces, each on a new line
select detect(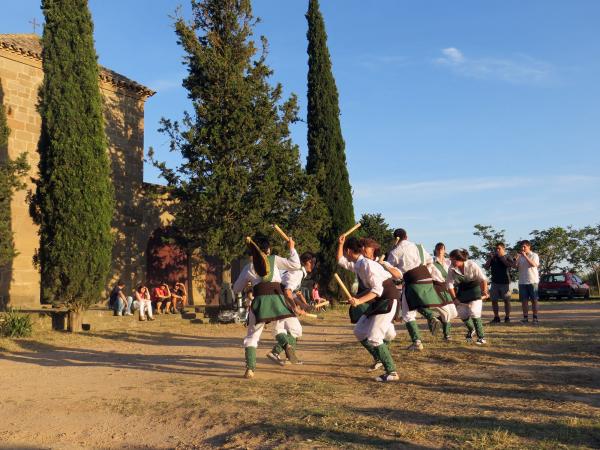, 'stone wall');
0,46,155,308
